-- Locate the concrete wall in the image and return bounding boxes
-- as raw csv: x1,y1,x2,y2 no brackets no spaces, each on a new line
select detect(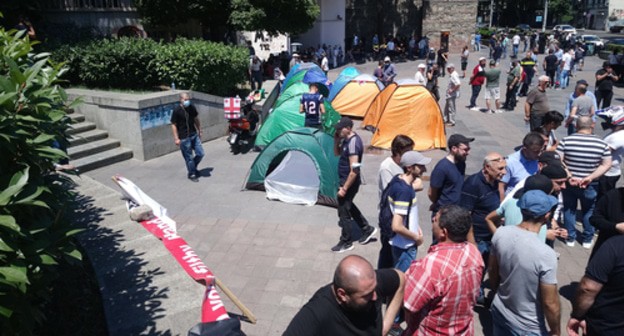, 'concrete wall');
298,0,346,51
67,89,229,161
